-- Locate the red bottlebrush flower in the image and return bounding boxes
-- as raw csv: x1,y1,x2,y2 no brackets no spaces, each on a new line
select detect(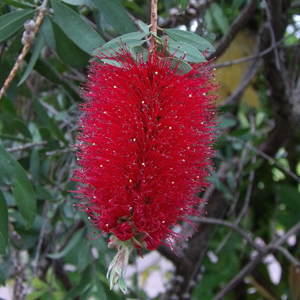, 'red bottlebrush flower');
72,46,218,291
73,47,218,249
